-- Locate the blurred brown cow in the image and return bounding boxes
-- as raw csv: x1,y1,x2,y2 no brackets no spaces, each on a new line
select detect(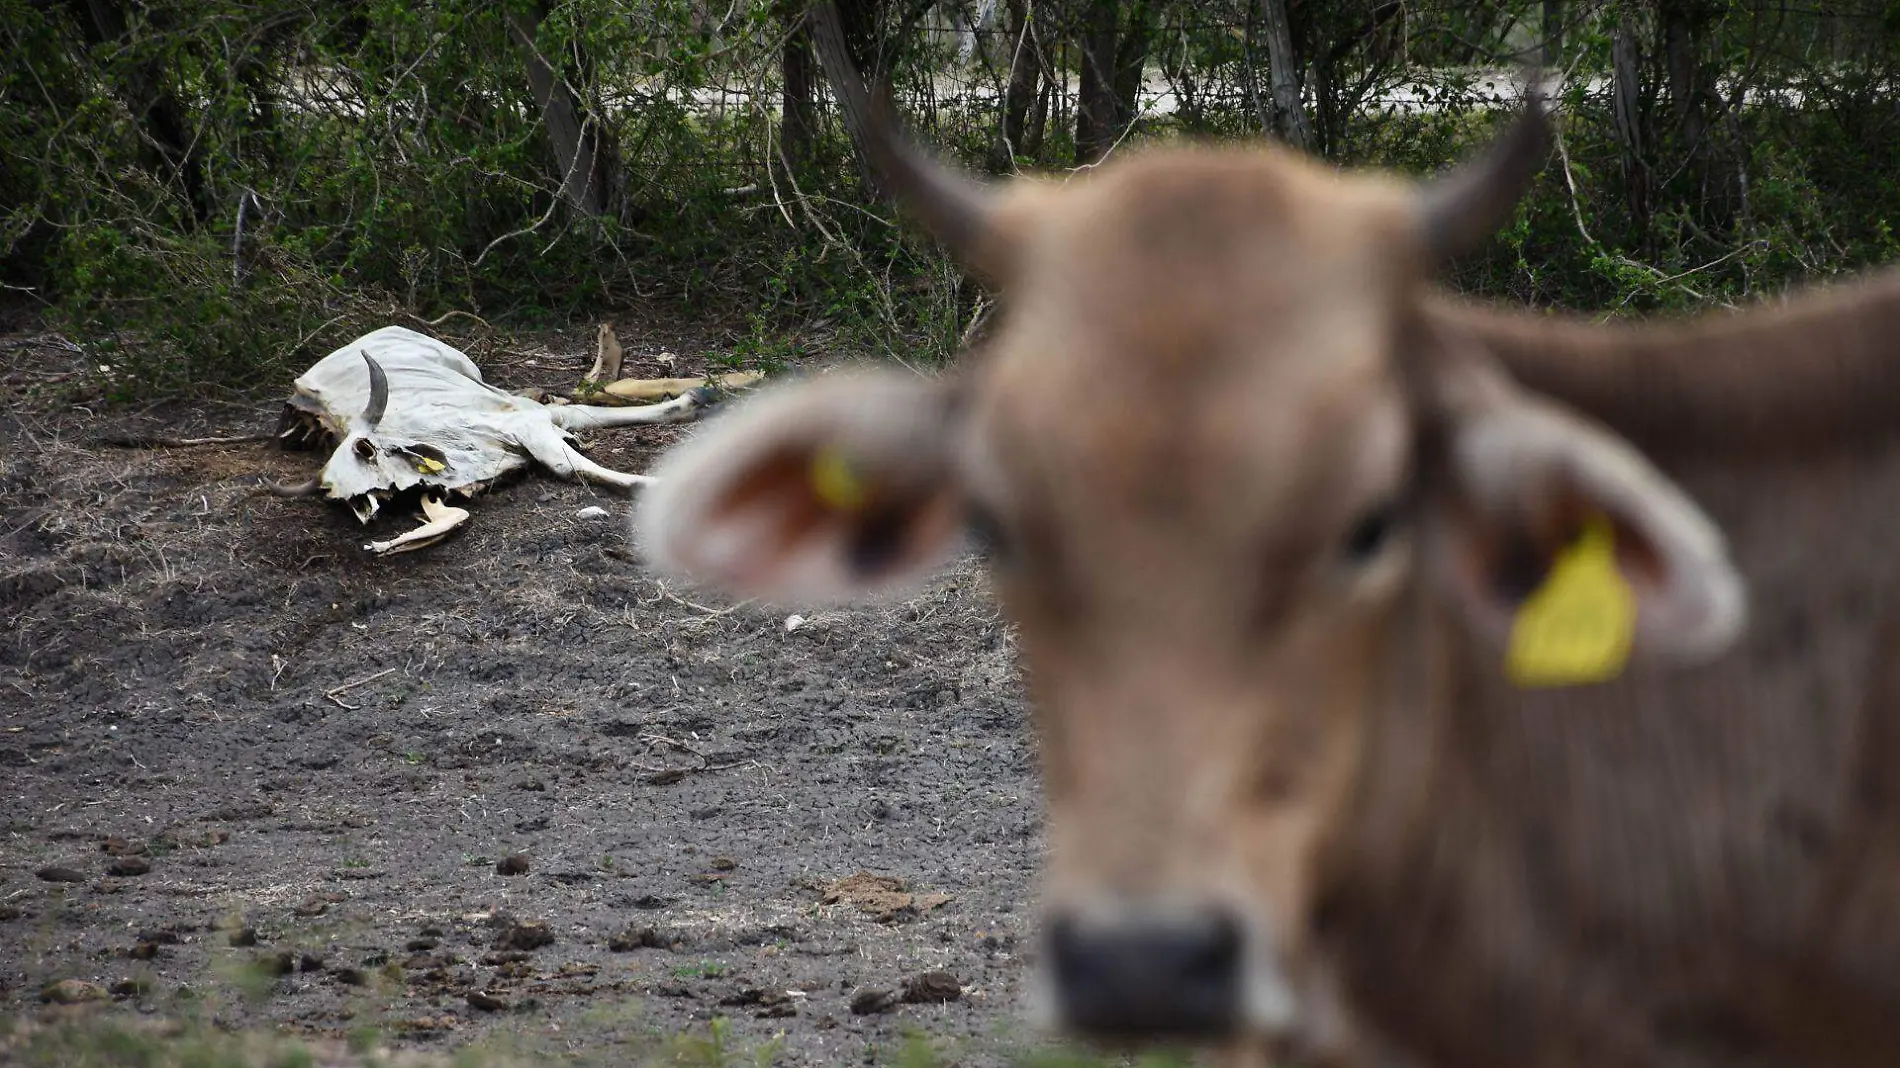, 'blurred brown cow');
636,17,1900,1067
